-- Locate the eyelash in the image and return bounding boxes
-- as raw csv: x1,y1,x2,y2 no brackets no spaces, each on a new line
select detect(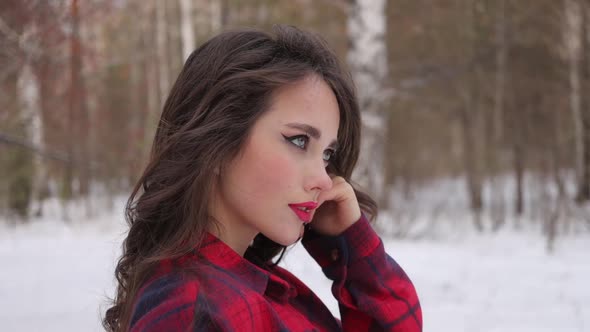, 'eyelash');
283,134,336,164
